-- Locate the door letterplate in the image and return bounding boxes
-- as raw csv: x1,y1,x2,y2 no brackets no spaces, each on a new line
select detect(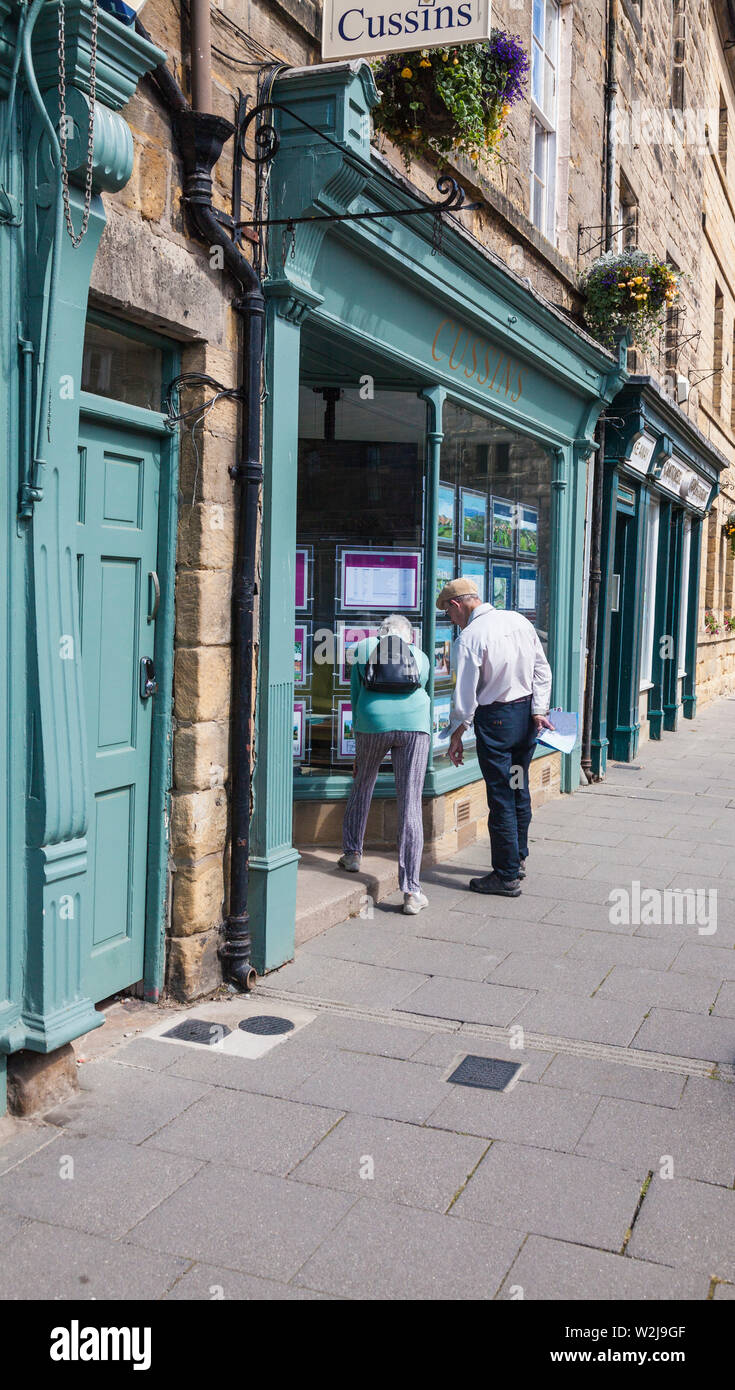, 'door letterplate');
140,656,158,699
